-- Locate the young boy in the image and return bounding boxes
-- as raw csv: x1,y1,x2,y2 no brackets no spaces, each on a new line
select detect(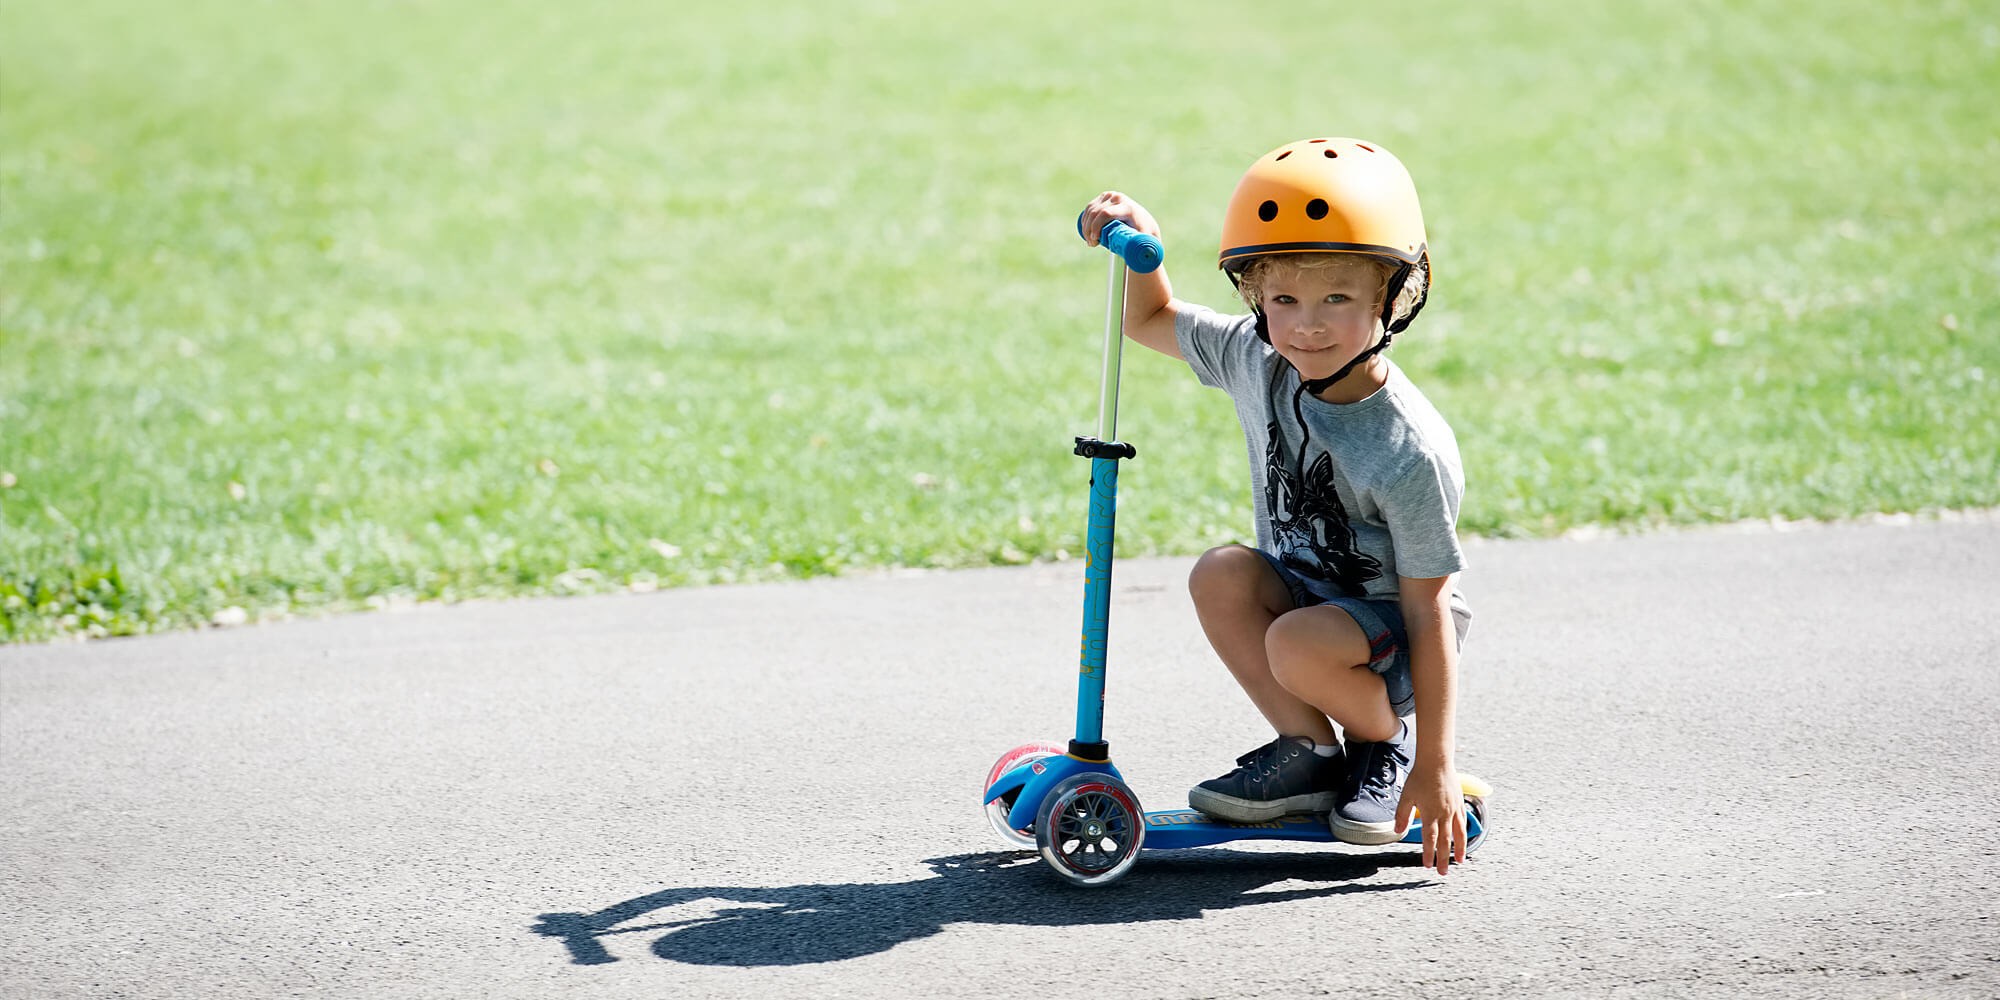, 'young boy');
1078,137,1474,875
